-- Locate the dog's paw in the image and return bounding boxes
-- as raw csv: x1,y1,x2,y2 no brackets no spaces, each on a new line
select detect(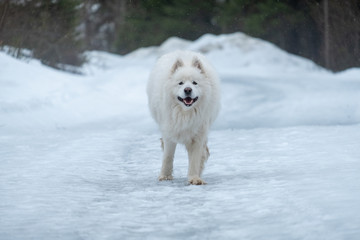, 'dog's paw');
158,175,173,181
188,177,206,185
